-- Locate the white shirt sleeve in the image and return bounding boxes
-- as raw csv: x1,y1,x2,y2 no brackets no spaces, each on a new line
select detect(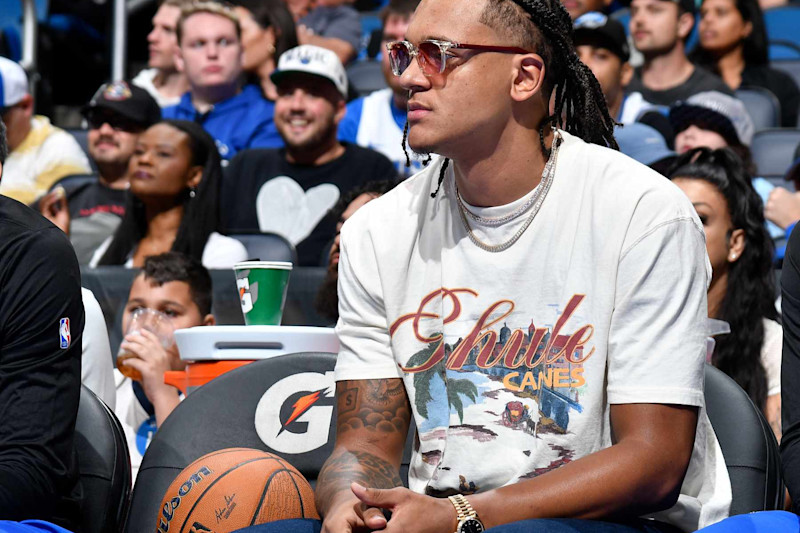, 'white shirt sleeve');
606,217,709,406
334,216,401,381
81,288,116,409
761,318,782,397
